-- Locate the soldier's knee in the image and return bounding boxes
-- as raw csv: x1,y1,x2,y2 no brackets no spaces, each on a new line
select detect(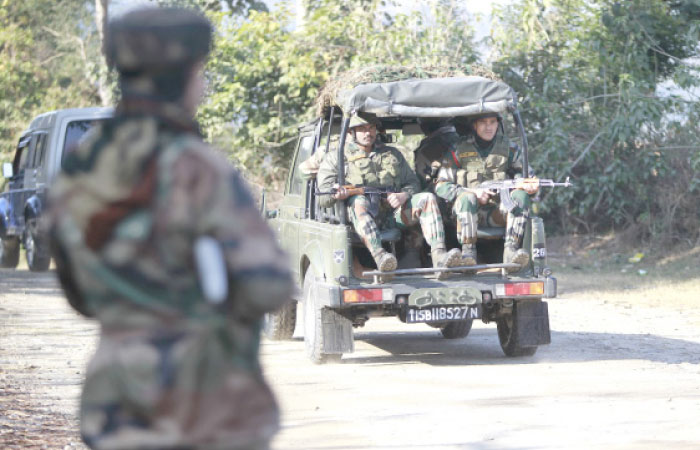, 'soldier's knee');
510,189,531,210
454,191,477,213
348,195,370,212
419,192,439,209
